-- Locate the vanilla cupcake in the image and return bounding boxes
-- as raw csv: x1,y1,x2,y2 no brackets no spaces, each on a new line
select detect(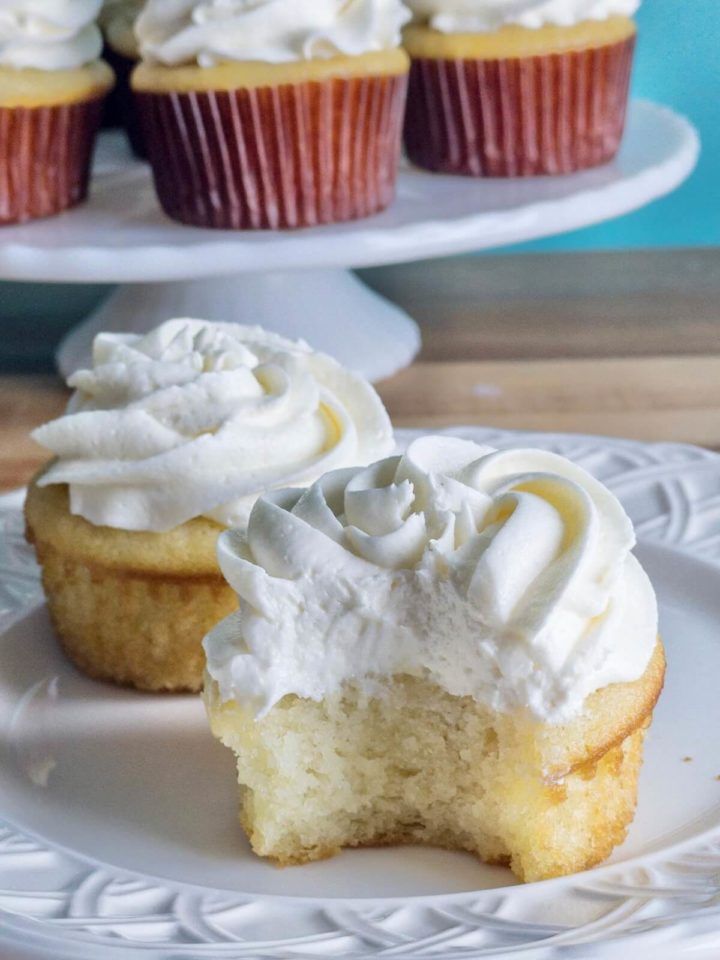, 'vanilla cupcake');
204,436,663,882
26,320,393,693
131,0,411,229
0,1,114,224
99,0,146,153
403,0,639,176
